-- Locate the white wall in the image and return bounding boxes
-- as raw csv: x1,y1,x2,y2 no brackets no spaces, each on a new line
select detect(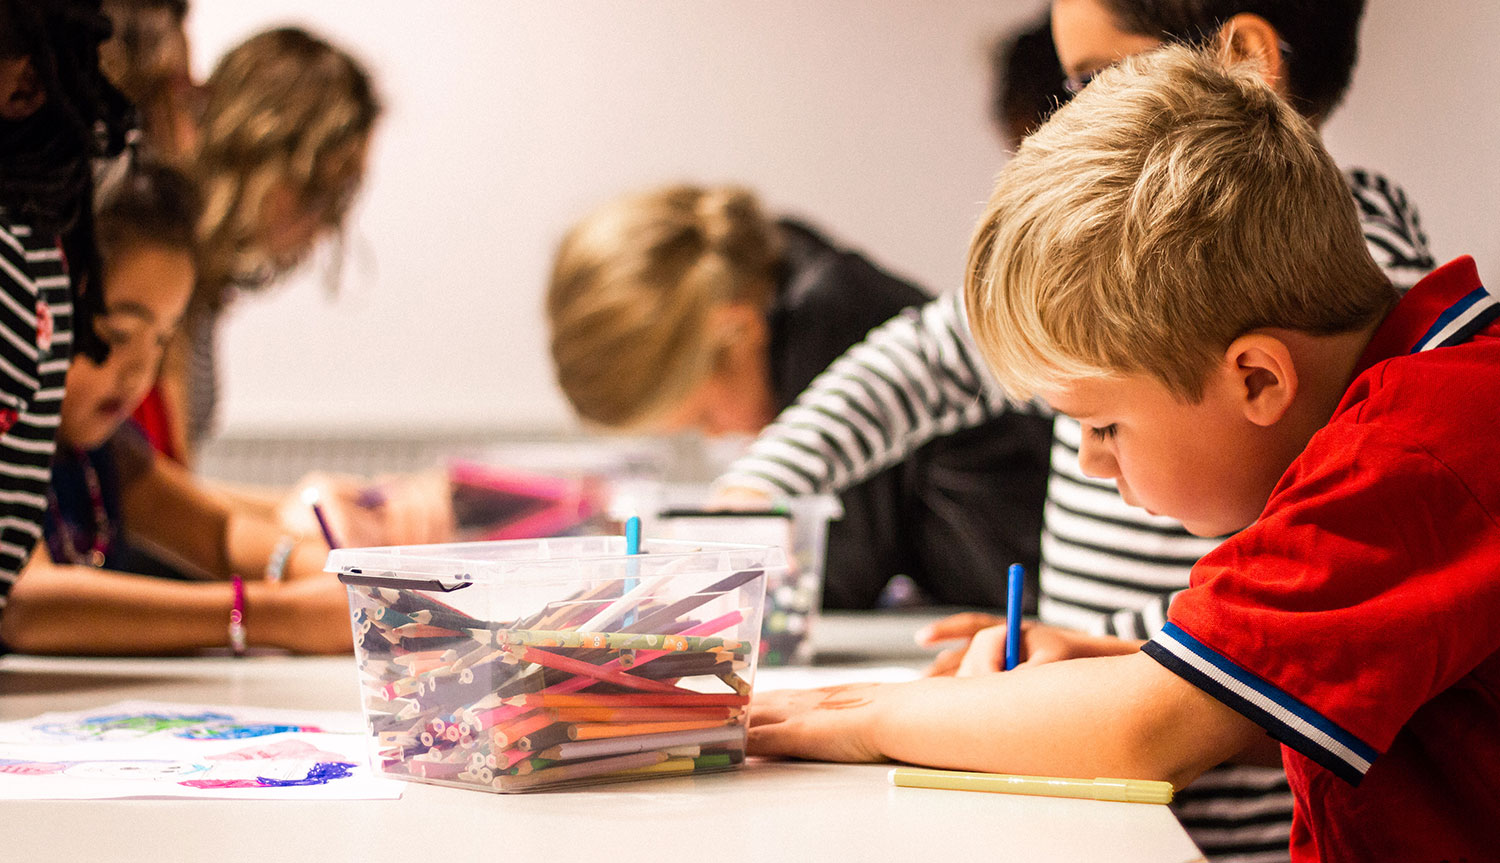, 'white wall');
1321,0,1500,288
190,1,1500,438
